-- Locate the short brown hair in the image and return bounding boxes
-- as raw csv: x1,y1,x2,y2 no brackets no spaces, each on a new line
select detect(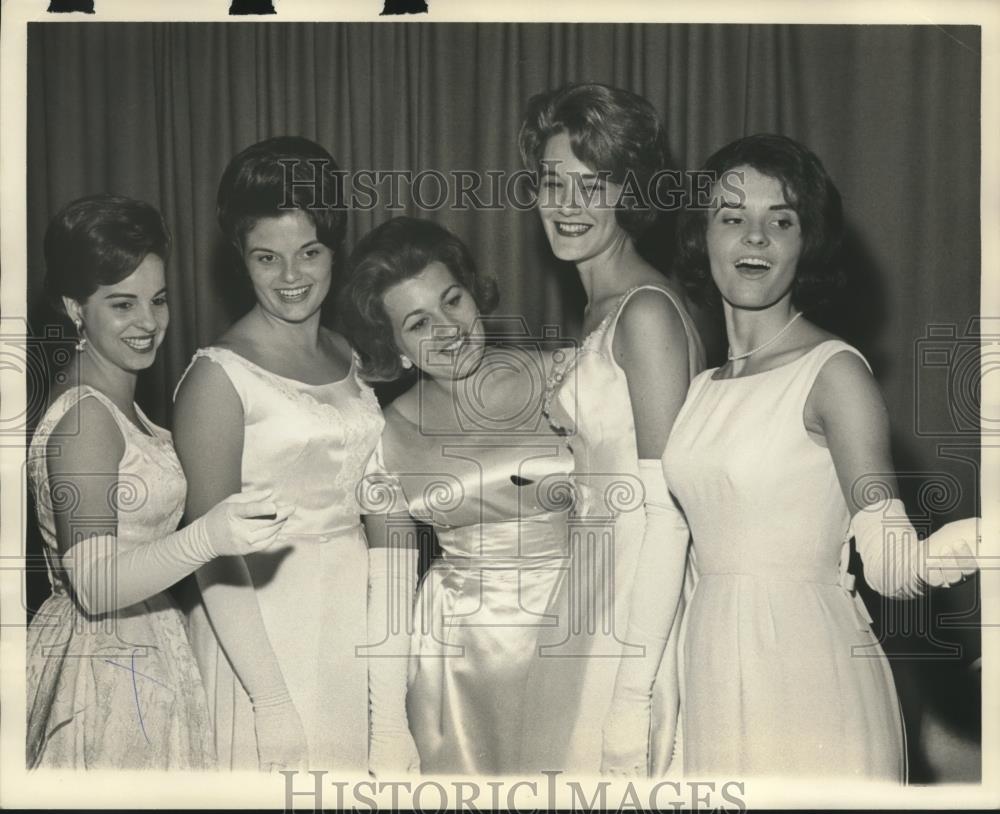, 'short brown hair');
518,82,670,237
339,217,499,382
44,193,171,308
